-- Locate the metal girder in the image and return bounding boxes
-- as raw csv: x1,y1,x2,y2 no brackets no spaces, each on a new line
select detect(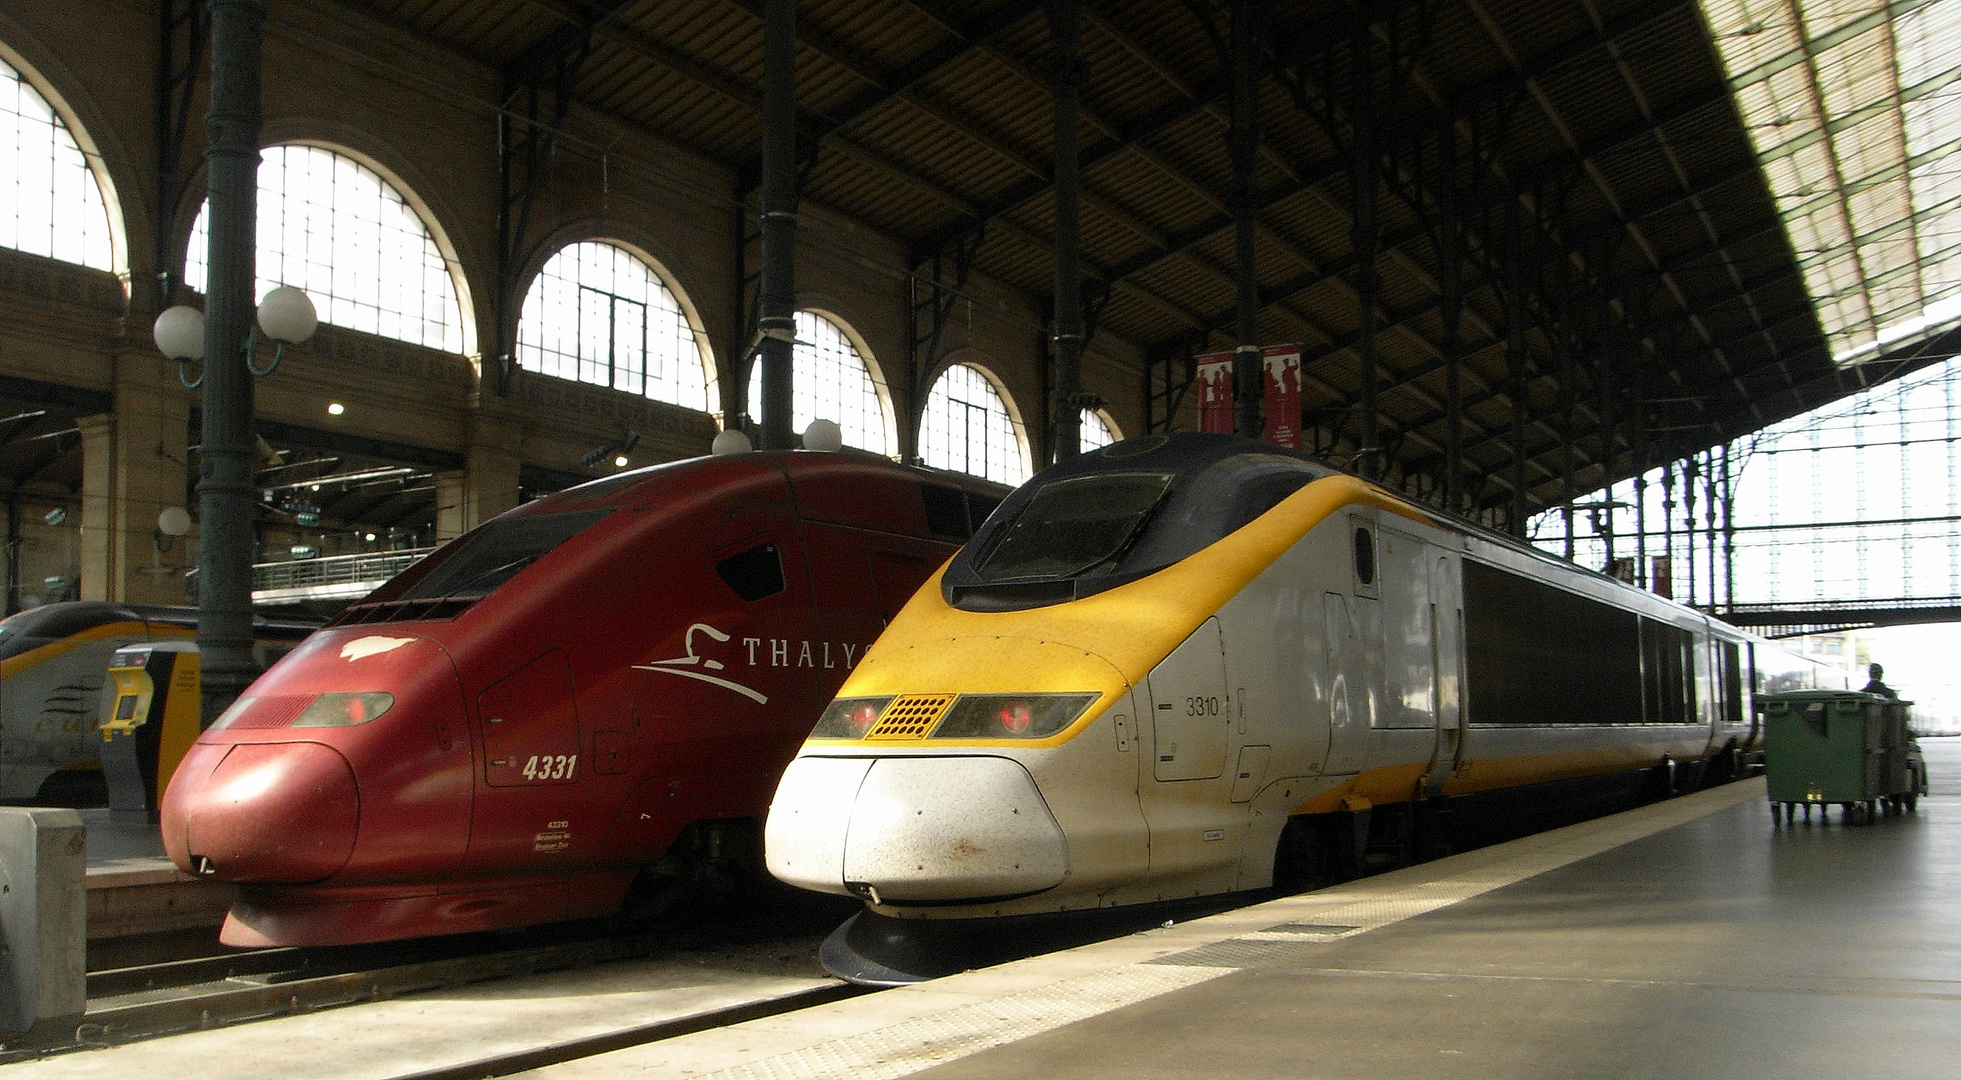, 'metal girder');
788,0,1043,141
909,226,988,415
155,0,207,310
1249,0,1789,503
909,70,1231,265
253,419,466,473
0,376,112,416
494,2,635,395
